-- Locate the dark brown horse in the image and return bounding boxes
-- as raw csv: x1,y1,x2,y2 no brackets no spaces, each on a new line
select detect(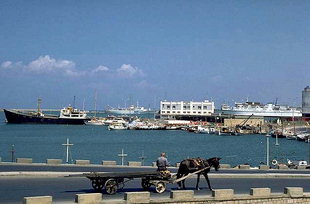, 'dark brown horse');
176,157,221,190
